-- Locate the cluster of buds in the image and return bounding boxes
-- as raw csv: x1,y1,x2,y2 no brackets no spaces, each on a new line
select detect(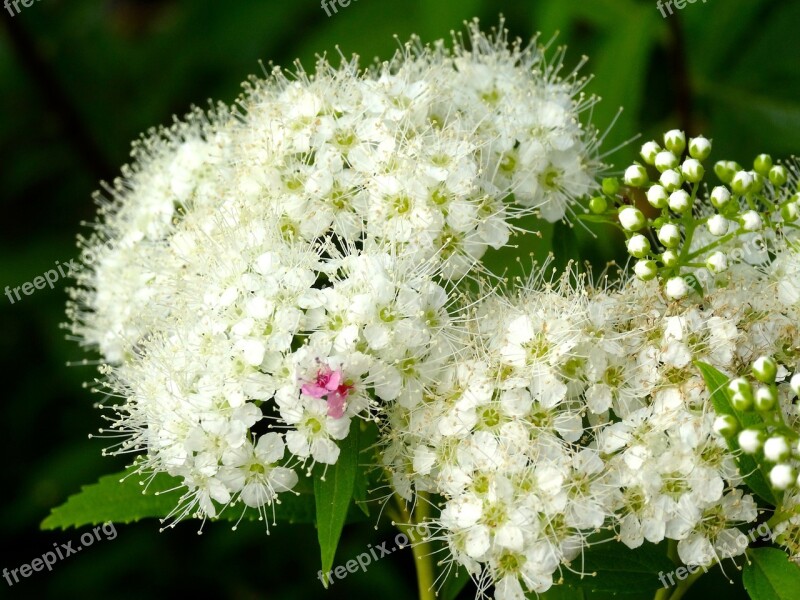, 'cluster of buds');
587,129,800,300
714,356,800,490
